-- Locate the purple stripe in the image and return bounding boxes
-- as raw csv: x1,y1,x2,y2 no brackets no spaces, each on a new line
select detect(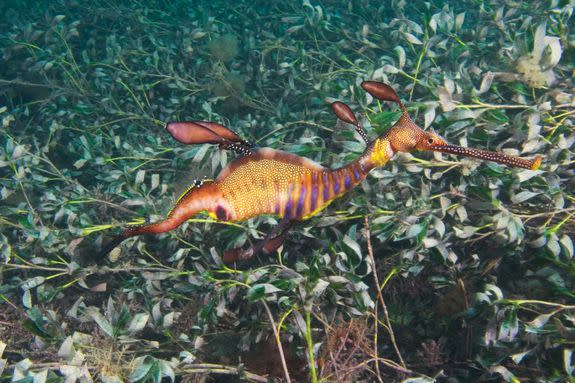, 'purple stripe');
323,172,330,201
215,205,228,221
344,173,351,189
296,184,306,217
311,173,318,211
333,172,340,195
353,164,361,181
274,181,280,215
284,198,292,220
284,184,293,220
